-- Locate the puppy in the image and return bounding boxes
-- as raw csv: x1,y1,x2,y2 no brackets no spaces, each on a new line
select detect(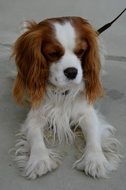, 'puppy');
12,17,120,179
